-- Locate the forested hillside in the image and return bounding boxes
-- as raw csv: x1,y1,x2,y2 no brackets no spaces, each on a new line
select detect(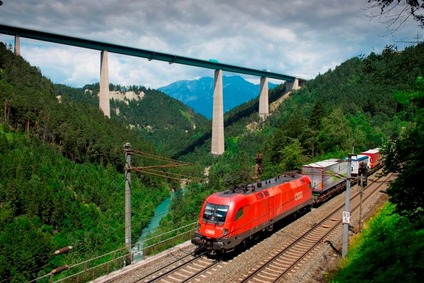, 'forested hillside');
110,88,210,157
0,43,176,282
55,83,211,157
